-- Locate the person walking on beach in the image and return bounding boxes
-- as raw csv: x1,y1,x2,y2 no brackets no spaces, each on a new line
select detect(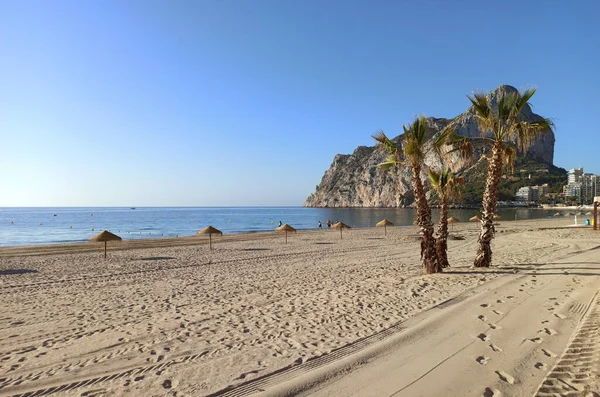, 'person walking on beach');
278,221,282,227
327,220,332,228
318,221,322,229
